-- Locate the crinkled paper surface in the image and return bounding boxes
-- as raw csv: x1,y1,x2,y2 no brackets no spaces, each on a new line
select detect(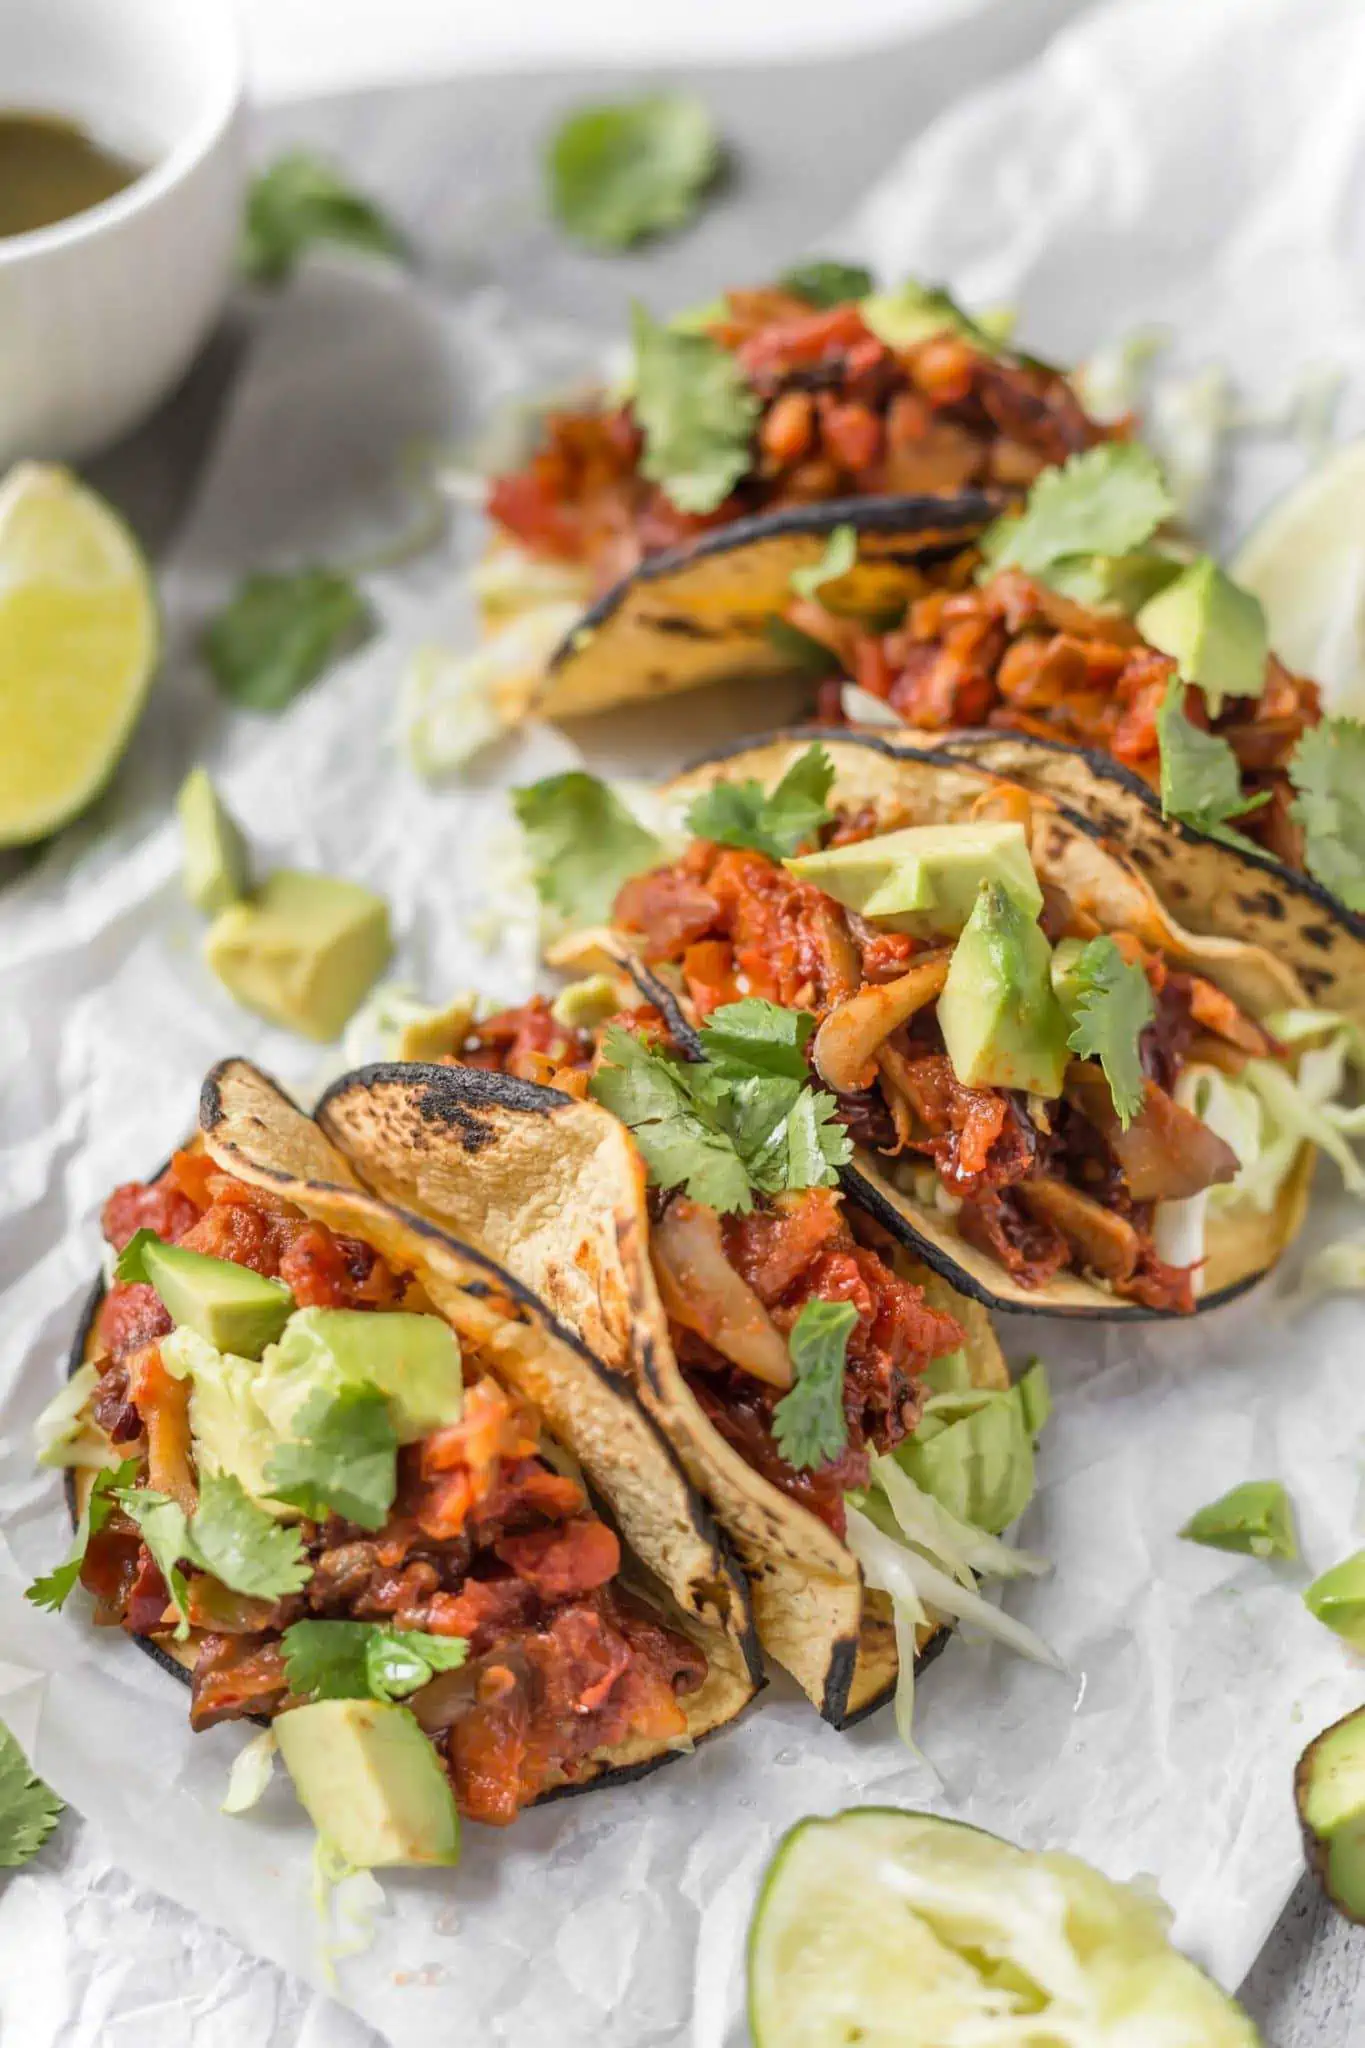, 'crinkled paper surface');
4,1,1365,2041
